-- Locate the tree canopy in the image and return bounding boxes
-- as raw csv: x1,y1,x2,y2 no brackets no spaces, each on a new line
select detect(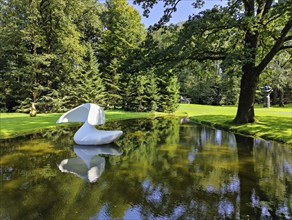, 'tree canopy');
134,0,292,123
